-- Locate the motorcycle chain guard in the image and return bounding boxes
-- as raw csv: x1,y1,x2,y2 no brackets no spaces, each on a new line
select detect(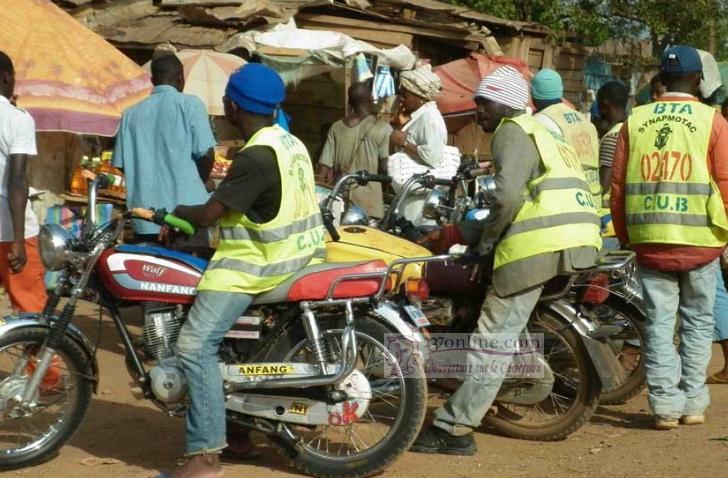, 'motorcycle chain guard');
225,369,371,426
